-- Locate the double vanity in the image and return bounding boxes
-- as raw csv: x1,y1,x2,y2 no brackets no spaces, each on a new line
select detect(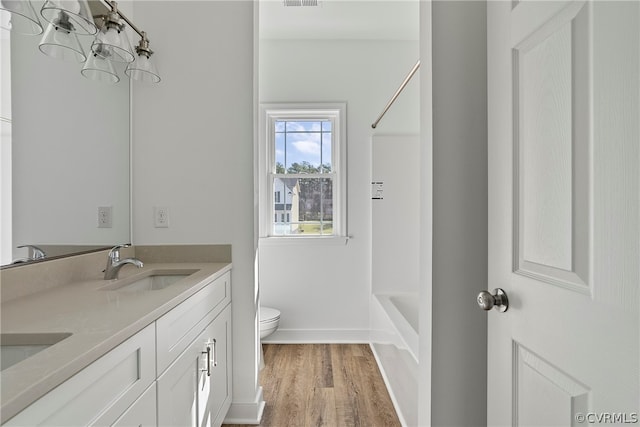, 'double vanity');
0,245,233,426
